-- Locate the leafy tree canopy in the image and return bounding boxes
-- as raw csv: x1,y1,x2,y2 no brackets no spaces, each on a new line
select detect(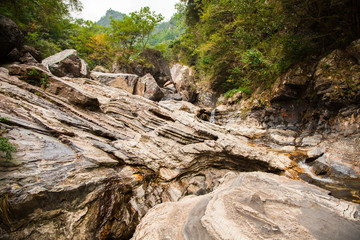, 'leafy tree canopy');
0,0,83,57
109,7,164,60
